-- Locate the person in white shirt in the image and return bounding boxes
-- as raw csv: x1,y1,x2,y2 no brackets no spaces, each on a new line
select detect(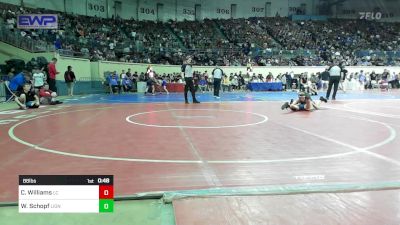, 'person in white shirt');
120,70,127,80
212,65,223,98
145,66,156,95
109,42,115,50
231,75,239,90
32,66,46,91
120,70,127,86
